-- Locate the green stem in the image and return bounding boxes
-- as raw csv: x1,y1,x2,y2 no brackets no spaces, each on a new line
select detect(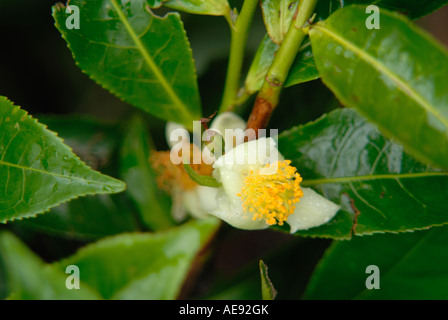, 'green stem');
262,0,318,106
219,0,259,113
247,0,318,132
